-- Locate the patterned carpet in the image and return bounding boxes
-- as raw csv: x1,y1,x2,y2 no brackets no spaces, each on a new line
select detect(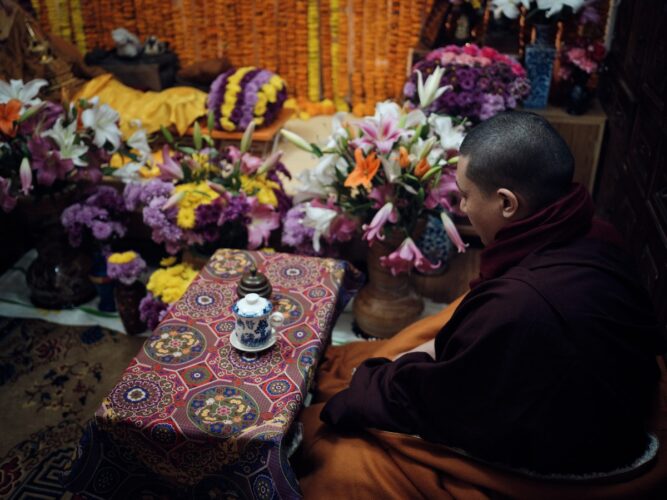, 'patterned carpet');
0,318,144,499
